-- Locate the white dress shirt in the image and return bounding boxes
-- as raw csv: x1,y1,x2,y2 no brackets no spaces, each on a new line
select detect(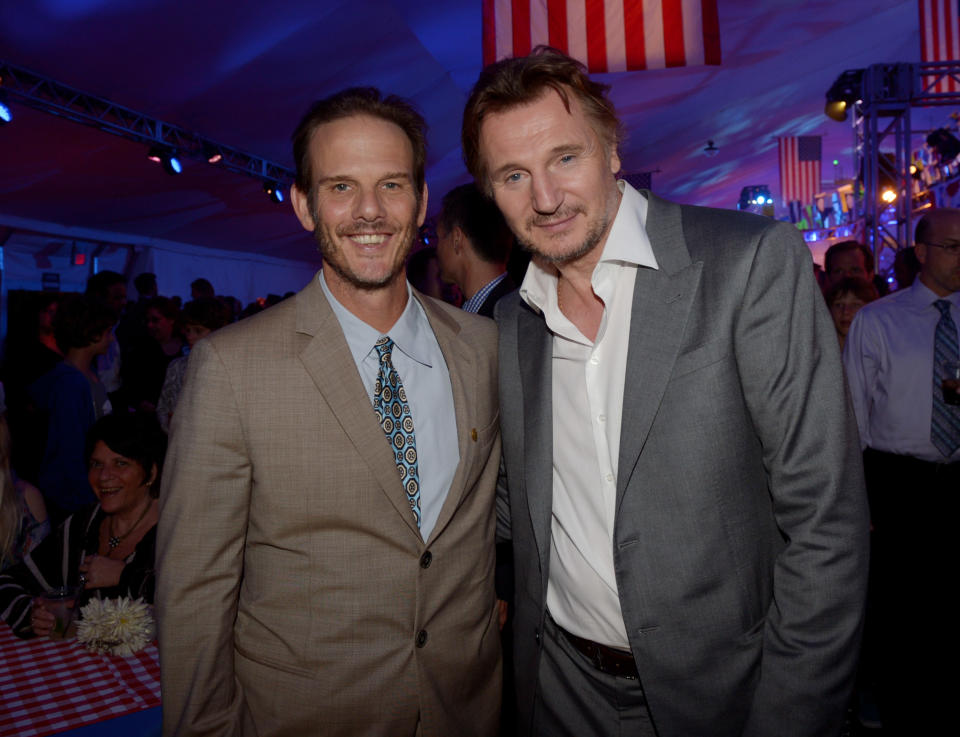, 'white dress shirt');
320,272,460,539
519,181,658,647
843,279,960,462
